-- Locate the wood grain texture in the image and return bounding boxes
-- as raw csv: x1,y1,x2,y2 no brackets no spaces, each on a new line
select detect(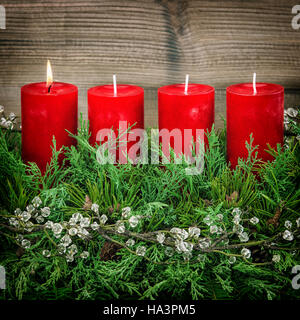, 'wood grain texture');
0,0,299,128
